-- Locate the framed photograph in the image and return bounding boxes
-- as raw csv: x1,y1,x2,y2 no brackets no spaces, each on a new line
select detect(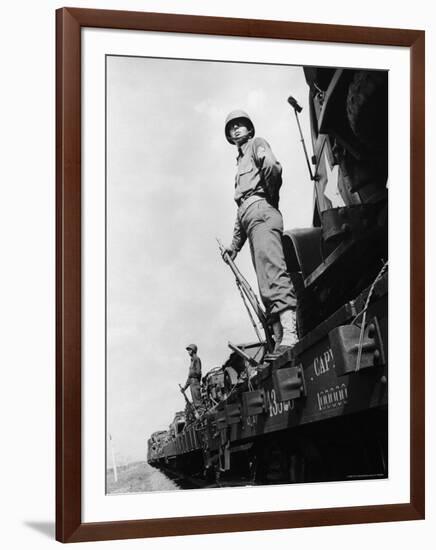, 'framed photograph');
56,7,425,543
